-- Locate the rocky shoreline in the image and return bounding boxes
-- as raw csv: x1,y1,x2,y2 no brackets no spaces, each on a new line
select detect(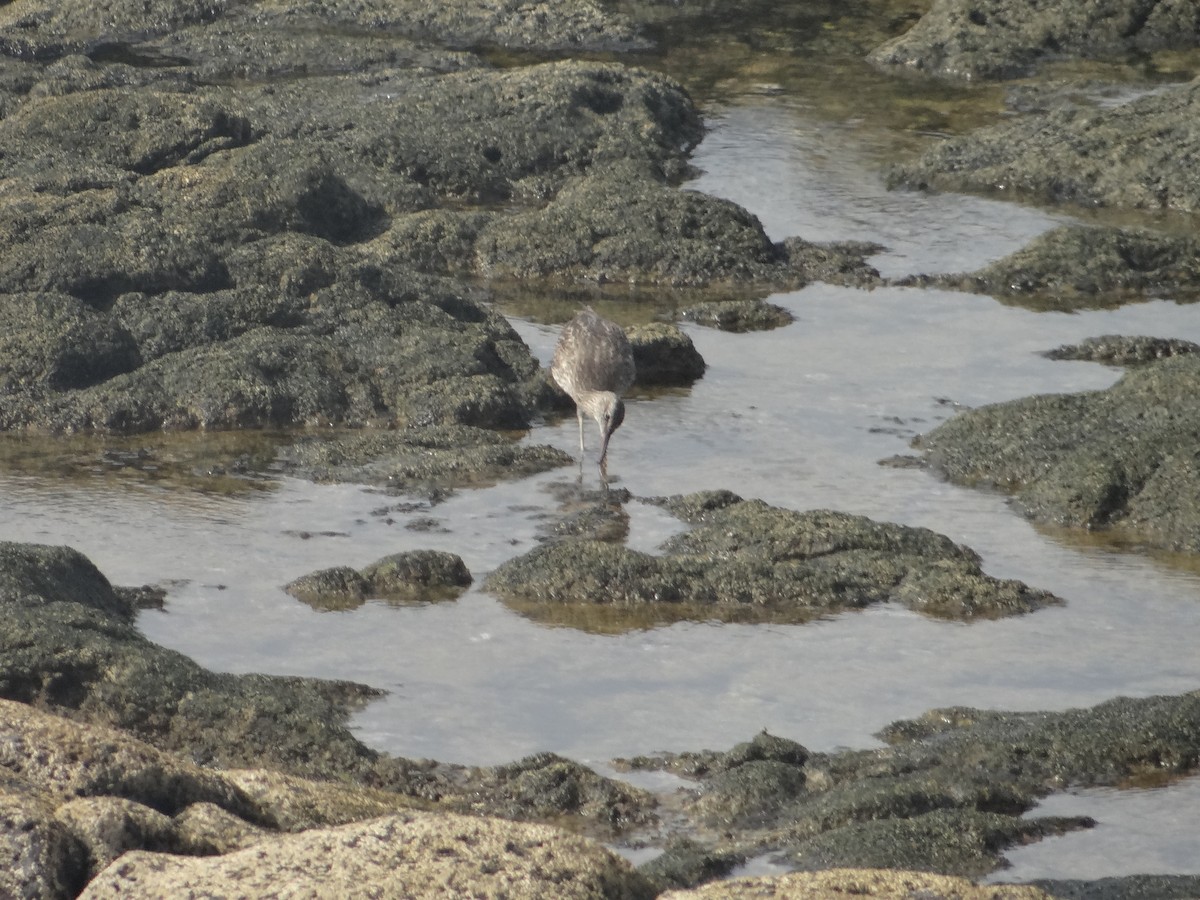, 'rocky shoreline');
2,0,1200,897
